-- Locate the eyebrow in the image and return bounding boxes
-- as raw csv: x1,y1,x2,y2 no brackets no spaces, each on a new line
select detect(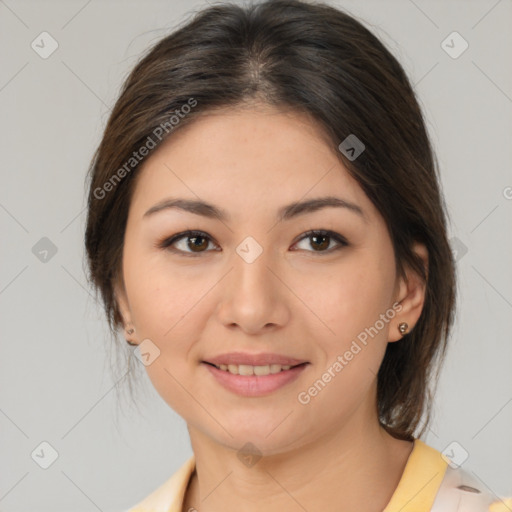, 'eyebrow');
143,196,367,223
